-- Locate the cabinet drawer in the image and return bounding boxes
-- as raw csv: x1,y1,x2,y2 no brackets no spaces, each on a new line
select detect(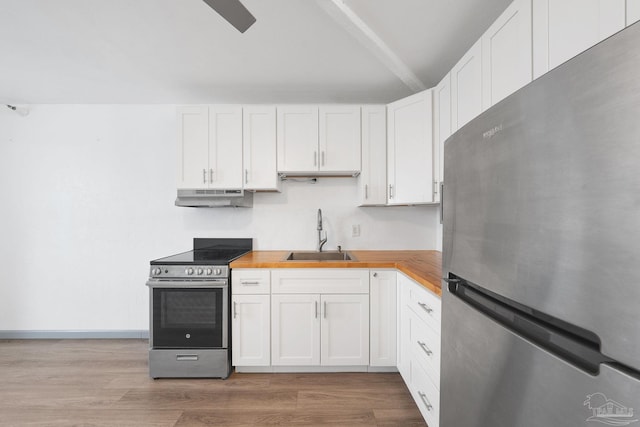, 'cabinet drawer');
409,311,440,387
407,278,441,330
271,269,369,294
232,269,270,294
411,359,440,427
